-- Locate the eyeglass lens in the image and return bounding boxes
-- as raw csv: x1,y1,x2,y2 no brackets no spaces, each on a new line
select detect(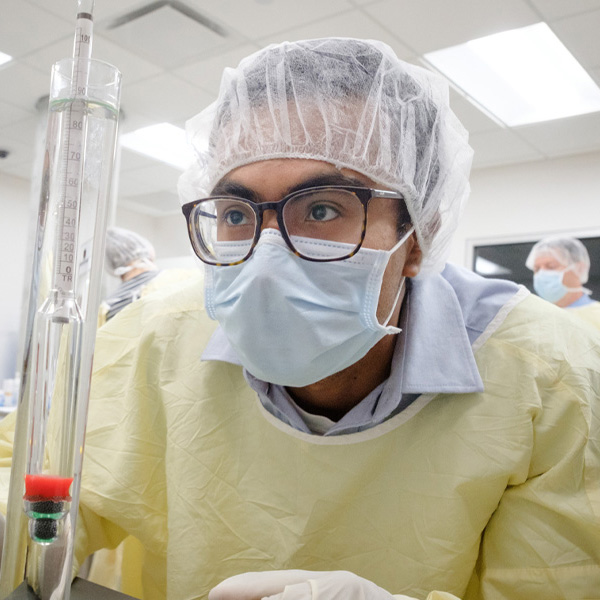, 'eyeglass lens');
191,188,366,263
